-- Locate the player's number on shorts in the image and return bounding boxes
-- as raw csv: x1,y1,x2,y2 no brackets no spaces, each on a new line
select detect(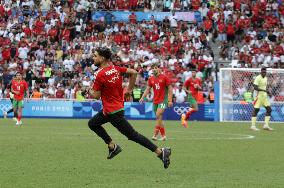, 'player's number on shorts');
160,103,166,108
